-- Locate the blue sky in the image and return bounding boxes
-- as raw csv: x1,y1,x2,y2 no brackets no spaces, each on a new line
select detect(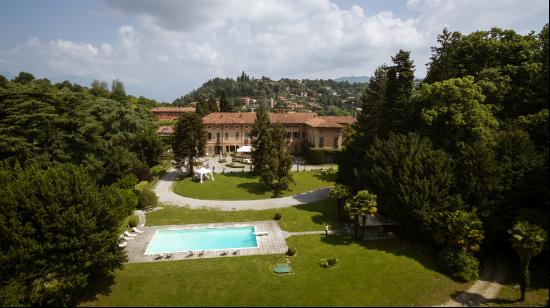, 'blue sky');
1,0,548,102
